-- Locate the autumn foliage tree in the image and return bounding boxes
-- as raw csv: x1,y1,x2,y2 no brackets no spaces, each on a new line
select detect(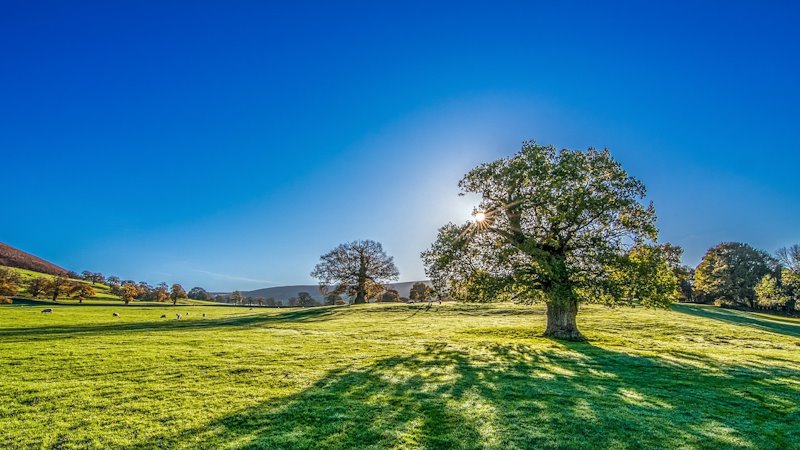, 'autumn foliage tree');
312,240,399,304
422,141,678,340
170,284,187,305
